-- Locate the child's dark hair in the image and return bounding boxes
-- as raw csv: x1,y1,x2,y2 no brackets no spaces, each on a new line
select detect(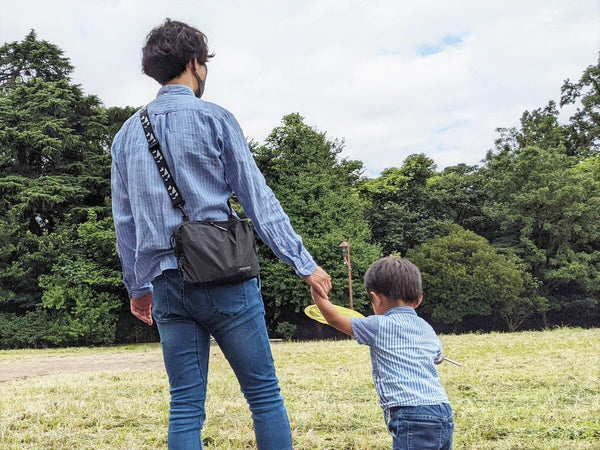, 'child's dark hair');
364,257,422,304
142,18,214,84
